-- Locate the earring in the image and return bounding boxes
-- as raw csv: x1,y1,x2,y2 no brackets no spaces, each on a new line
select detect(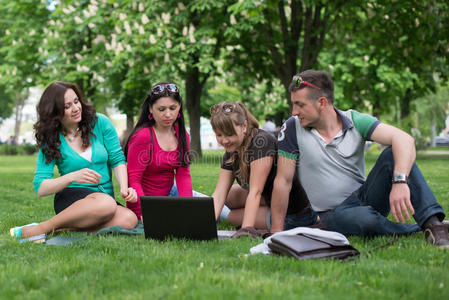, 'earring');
177,113,181,119
148,113,153,120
